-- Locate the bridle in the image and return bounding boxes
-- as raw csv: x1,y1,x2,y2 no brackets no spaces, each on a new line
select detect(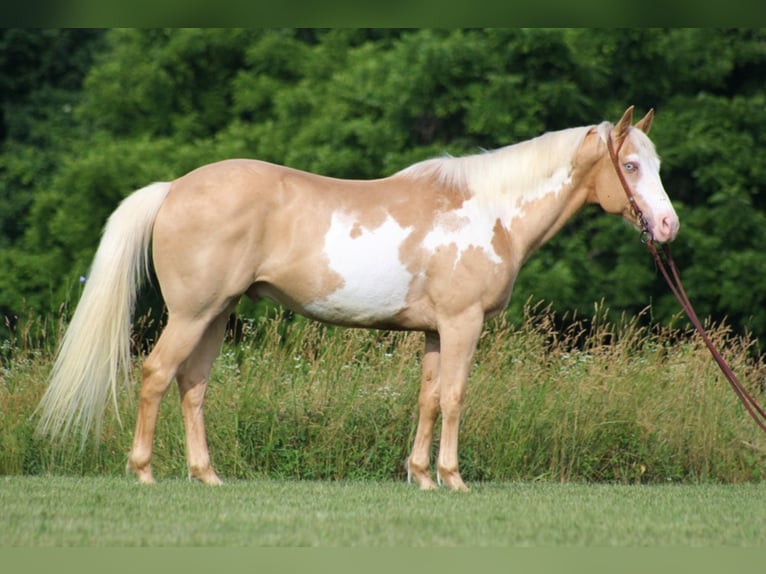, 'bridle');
608,131,766,434
606,135,652,242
